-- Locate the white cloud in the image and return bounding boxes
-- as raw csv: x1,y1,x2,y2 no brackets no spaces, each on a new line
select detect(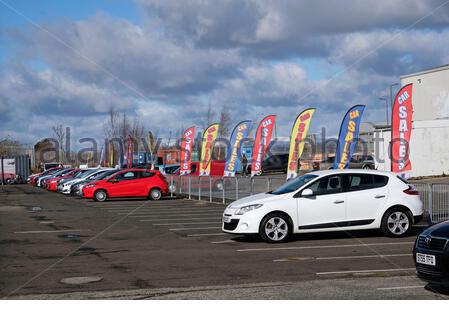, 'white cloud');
1,1,449,144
